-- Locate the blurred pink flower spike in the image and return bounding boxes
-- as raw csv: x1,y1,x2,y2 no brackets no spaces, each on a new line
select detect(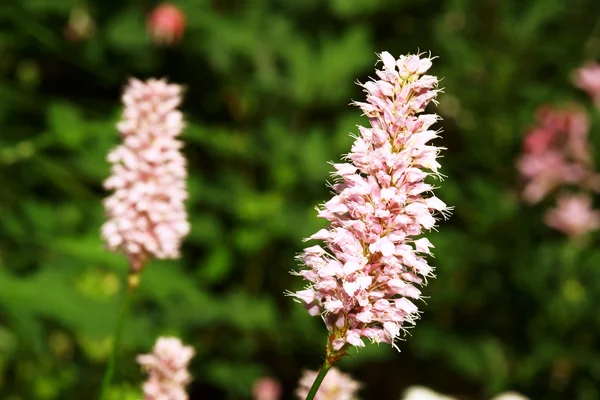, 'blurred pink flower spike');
102,78,189,271
296,367,360,400
147,3,187,46
517,105,593,204
290,51,448,358
137,336,195,400
544,193,600,237
253,377,282,400
572,61,600,107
